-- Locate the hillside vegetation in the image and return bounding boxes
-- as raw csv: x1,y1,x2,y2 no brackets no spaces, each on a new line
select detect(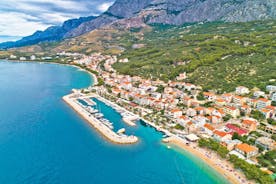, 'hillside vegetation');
113,20,276,92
